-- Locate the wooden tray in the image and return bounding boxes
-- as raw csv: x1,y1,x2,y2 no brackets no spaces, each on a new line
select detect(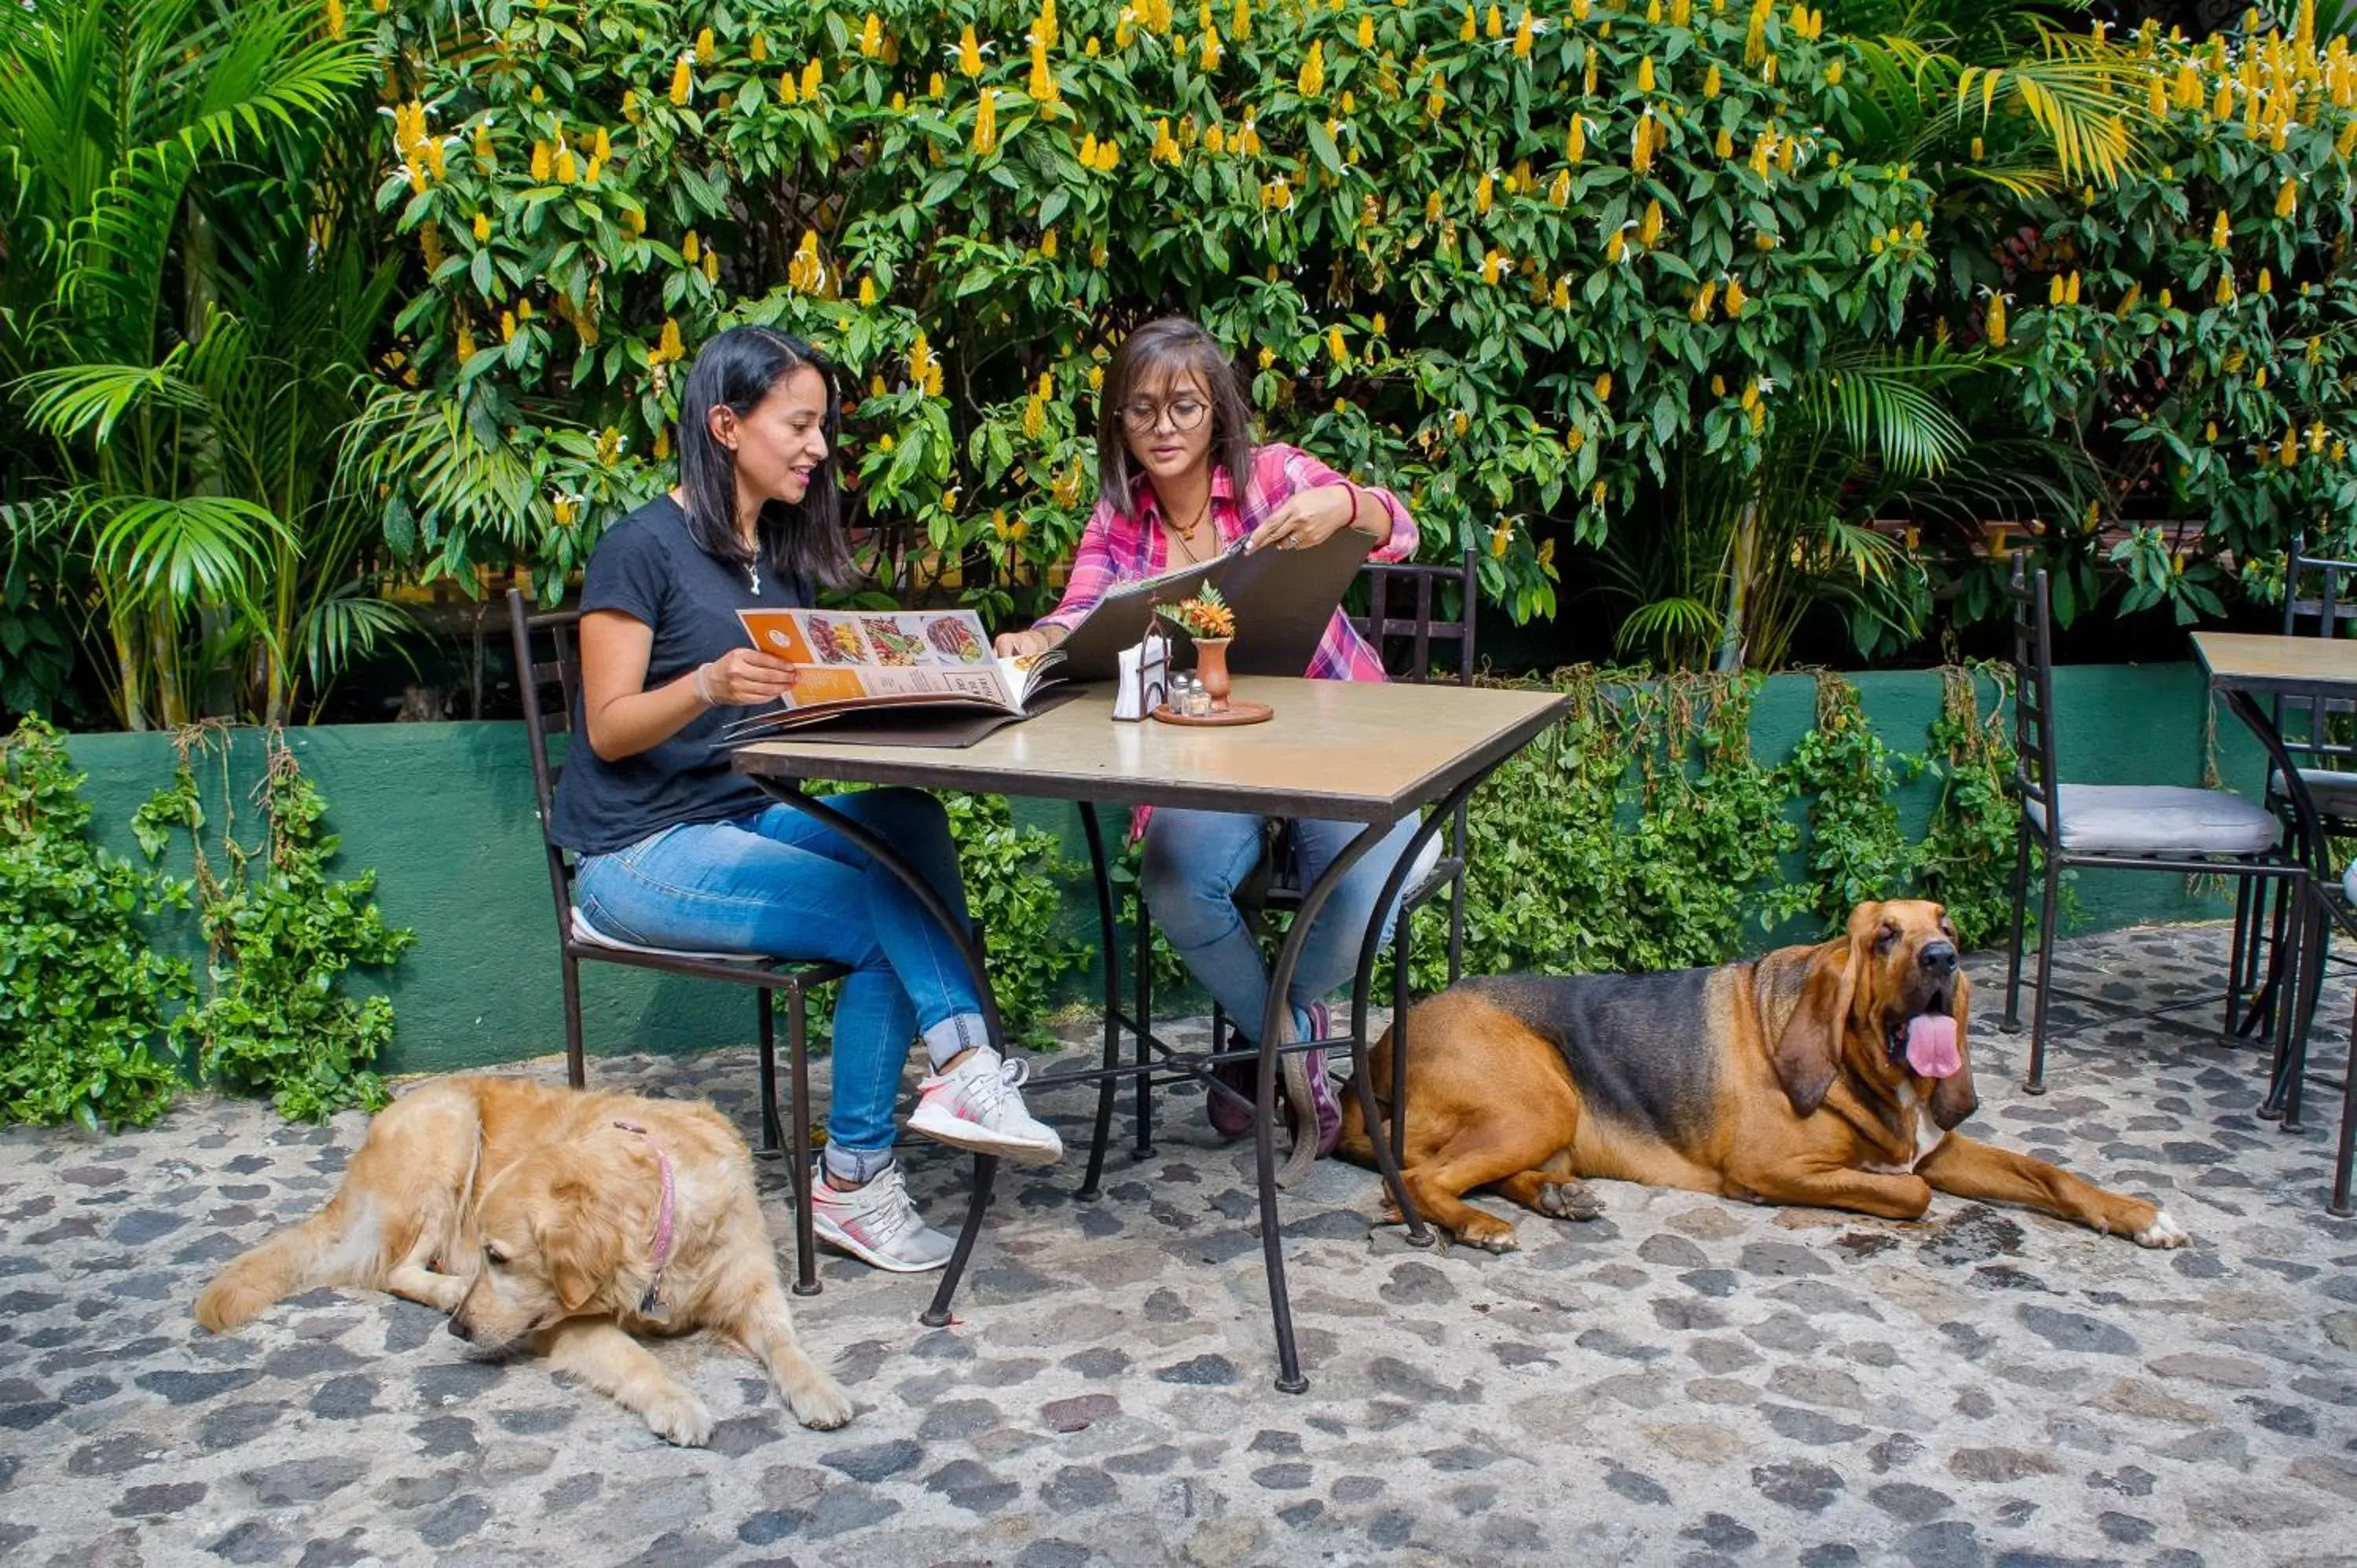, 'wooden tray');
1152,699,1274,727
